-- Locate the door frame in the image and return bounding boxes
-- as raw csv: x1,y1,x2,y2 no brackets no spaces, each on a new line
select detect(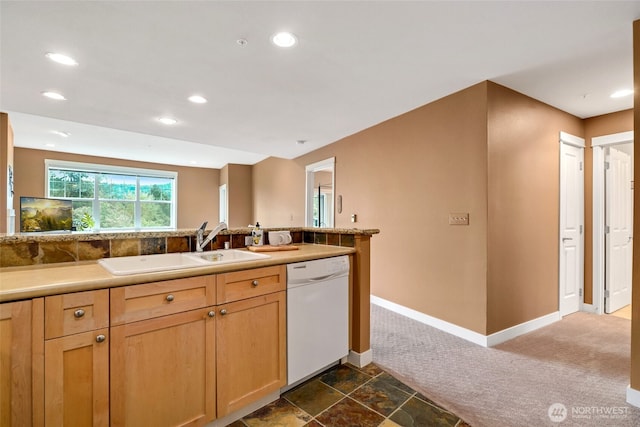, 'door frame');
559,132,585,316
592,131,634,315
